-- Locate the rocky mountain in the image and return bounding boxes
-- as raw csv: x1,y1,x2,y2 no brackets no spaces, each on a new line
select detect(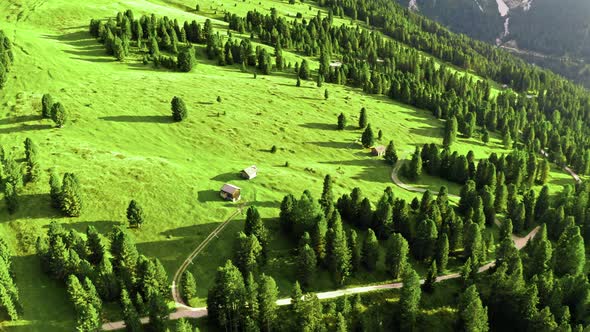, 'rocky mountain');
399,0,590,87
